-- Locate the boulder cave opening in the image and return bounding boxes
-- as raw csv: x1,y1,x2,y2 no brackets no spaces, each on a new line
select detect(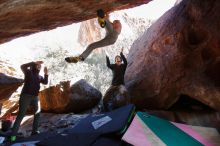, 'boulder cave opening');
168,94,215,112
